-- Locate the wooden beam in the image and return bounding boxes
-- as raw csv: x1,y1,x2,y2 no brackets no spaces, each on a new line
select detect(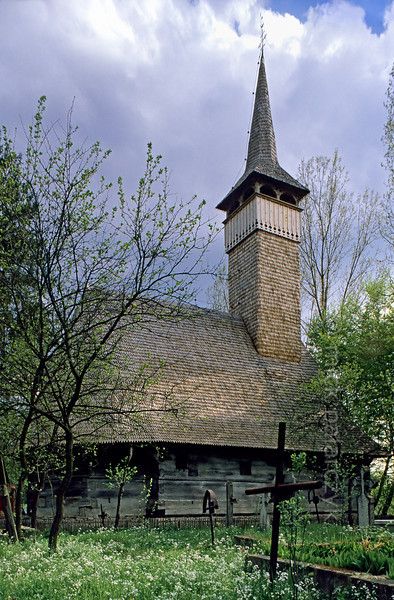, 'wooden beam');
245,480,323,496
